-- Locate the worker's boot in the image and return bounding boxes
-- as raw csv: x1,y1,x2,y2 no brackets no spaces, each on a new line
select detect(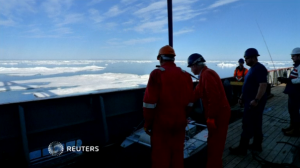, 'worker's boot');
282,121,293,132
229,137,249,155
284,124,300,136
248,136,263,152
